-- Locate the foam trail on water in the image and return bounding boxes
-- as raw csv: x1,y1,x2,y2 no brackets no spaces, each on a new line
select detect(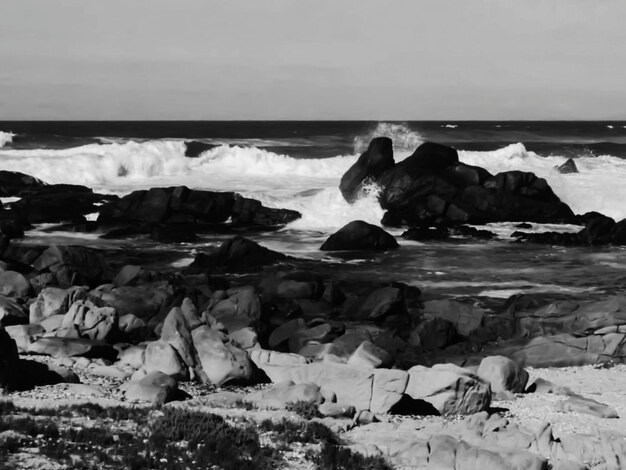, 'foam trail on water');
0,131,14,148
